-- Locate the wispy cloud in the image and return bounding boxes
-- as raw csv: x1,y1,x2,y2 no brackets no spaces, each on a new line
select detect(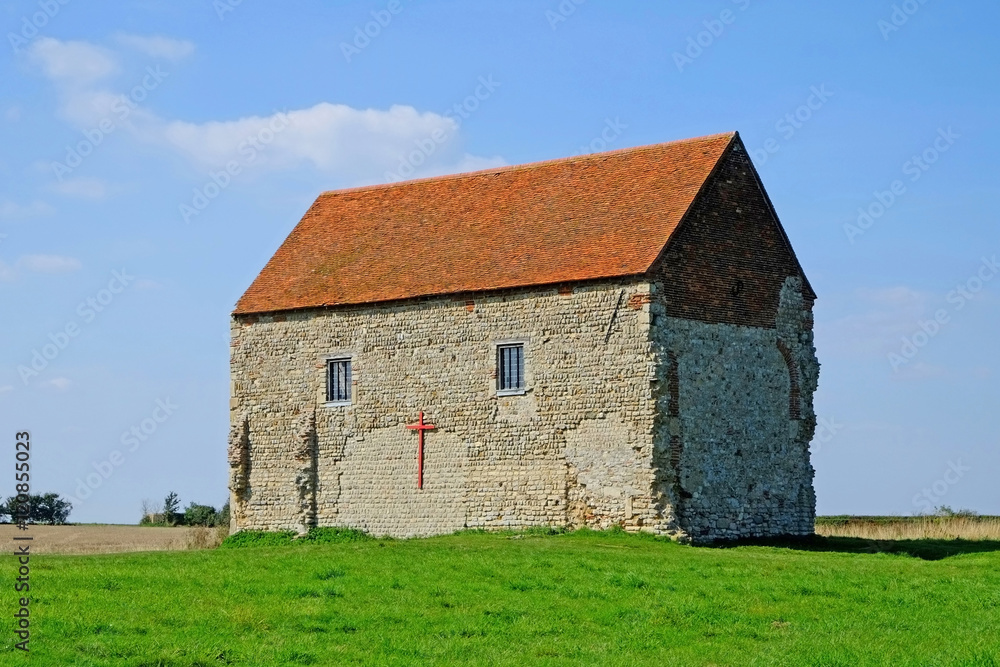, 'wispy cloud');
159,103,504,181
1,254,82,280
48,177,108,200
0,200,55,220
43,377,72,391
115,34,195,61
29,37,118,86
30,37,504,185
0,261,16,282
816,286,929,358
17,254,82,274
